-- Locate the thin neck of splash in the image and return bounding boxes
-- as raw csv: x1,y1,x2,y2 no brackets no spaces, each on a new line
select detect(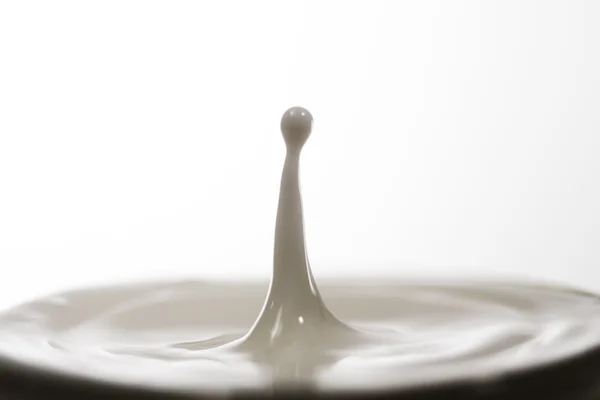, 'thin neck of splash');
271,148,319,296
